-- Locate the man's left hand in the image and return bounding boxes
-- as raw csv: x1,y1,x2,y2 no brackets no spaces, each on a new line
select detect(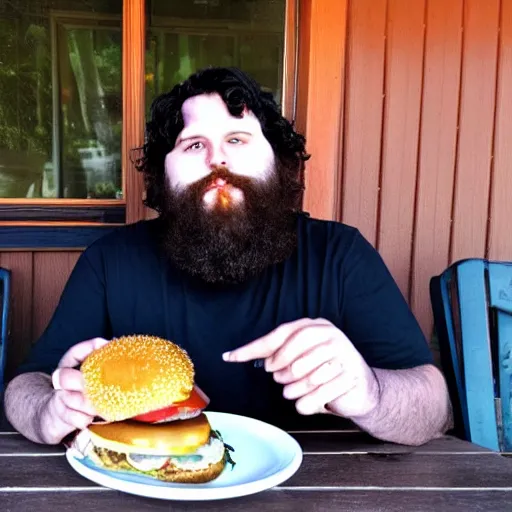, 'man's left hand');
223,318,381,419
